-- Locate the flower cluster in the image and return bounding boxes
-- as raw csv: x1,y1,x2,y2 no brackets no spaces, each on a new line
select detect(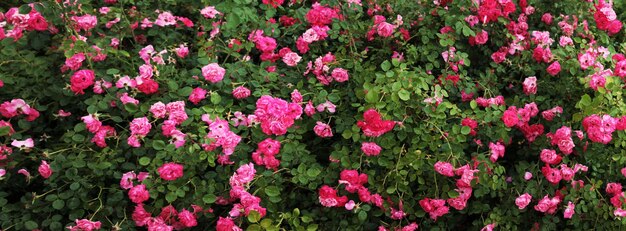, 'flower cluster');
81,114,117,148
582,114,626,144
356,109,395,137
150,101,188,148
202,116,242,165
1,6,49,41
0,99,39,121
128,117,152,147
253,95,302,136
251,138,281,170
